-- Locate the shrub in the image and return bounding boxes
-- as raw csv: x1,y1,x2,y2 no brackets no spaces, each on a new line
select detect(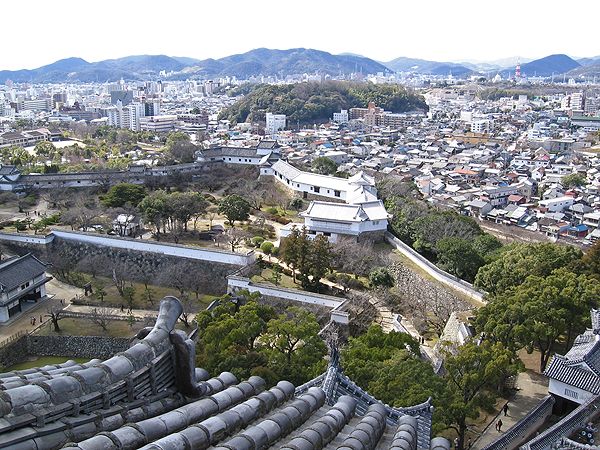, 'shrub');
347,278,365,290
369,267,394,288
251,236,265,247
265,207,279,215
260,241,275,255
325,273,338,282
274,216,292,225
